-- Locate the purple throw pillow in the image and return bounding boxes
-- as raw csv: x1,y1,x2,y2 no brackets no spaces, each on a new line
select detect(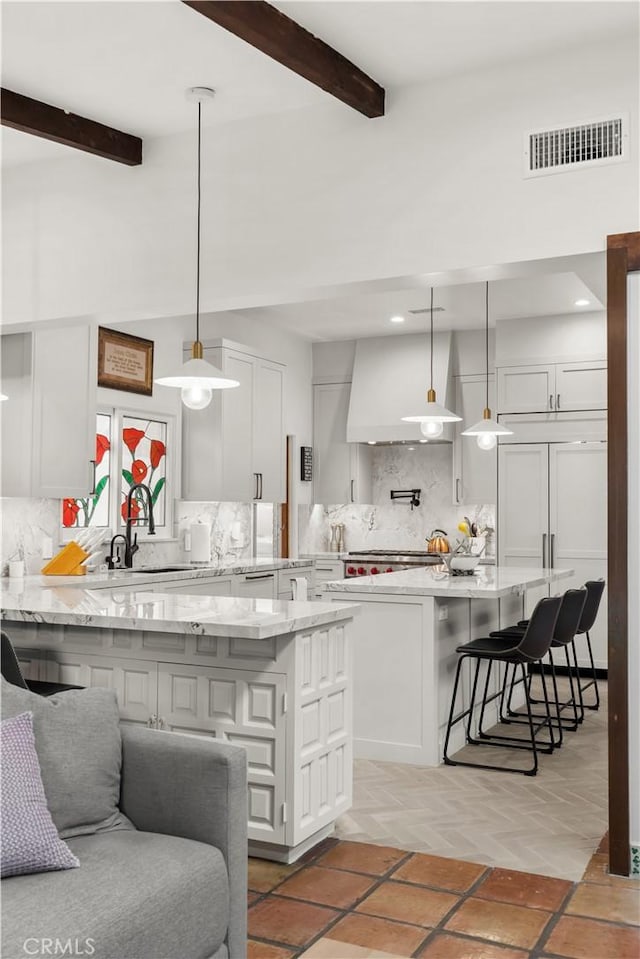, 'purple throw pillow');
0,711,79,878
